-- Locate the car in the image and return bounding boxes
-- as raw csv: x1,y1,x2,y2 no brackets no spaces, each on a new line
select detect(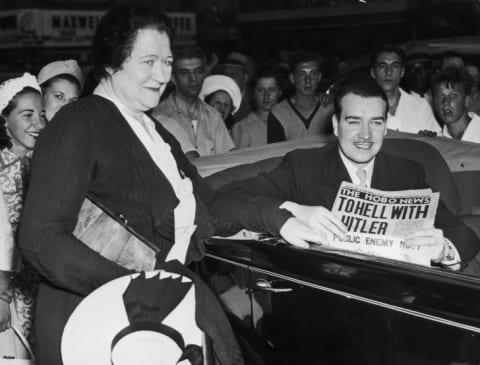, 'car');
193,133,480,364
